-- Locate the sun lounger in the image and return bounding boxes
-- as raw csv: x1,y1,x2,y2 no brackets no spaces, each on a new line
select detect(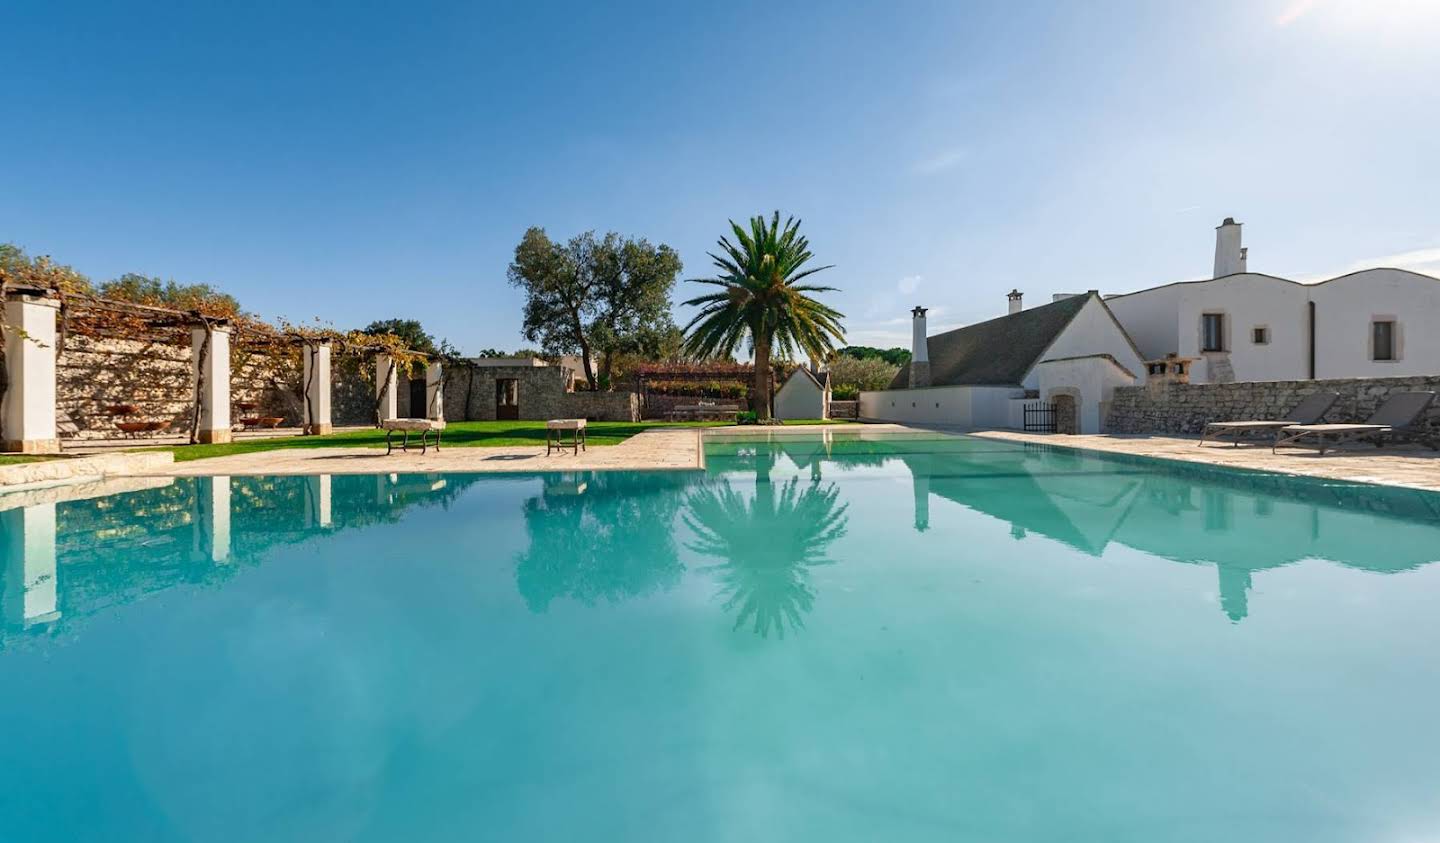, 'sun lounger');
1272,391,1437,455
1199,391,1339,447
